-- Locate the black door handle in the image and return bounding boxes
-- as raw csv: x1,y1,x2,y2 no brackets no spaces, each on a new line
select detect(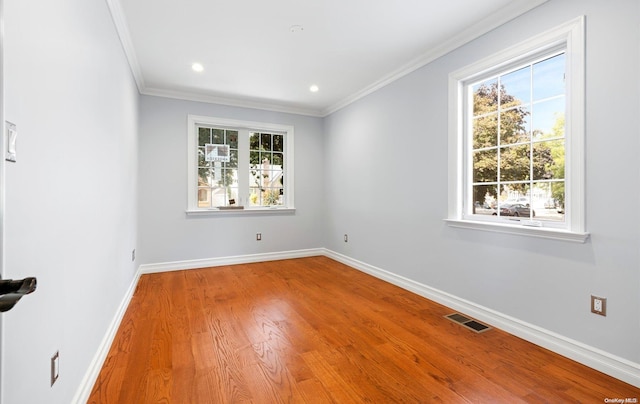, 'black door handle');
0,277,37,312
